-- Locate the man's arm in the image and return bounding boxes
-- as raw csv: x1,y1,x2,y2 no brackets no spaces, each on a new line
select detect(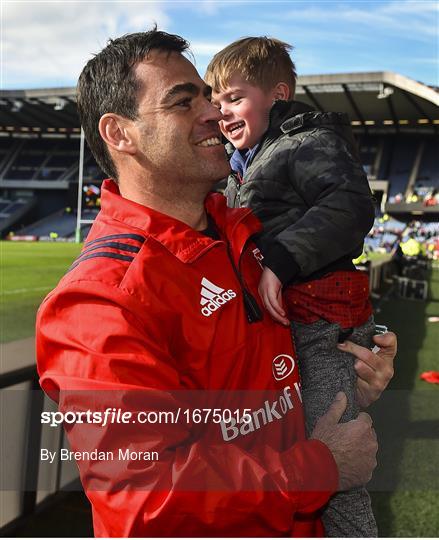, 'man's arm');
37,282,341,536
310,392,377,490
262,129,375,284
